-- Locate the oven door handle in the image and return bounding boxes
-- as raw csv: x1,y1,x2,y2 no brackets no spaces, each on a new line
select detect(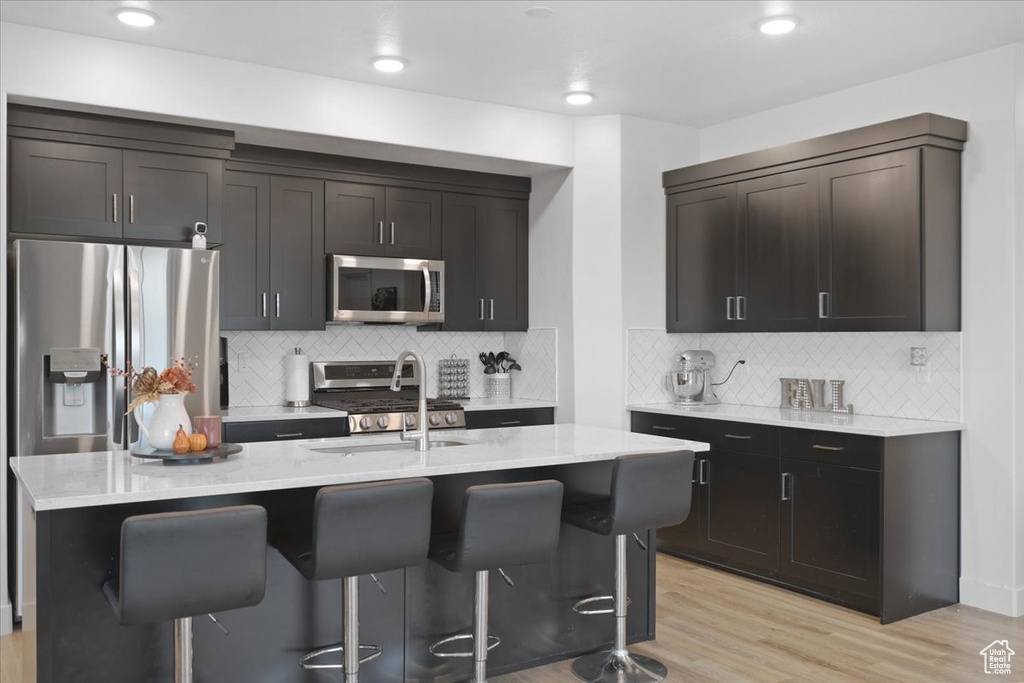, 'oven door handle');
422,264,432,317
